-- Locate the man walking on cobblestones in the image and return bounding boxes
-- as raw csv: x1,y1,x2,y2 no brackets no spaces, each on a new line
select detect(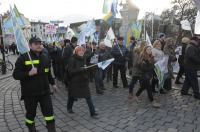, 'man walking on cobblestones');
13,36,58,132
